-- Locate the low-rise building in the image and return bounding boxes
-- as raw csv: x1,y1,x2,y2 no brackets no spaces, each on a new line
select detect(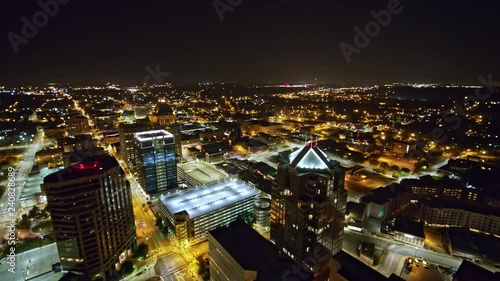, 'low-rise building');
419,200,500,236
177,161,228,187
158,179,259,245
393,217,425,247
